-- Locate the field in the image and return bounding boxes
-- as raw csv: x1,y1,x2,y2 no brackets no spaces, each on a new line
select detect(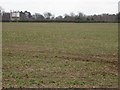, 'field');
2,23,118,88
